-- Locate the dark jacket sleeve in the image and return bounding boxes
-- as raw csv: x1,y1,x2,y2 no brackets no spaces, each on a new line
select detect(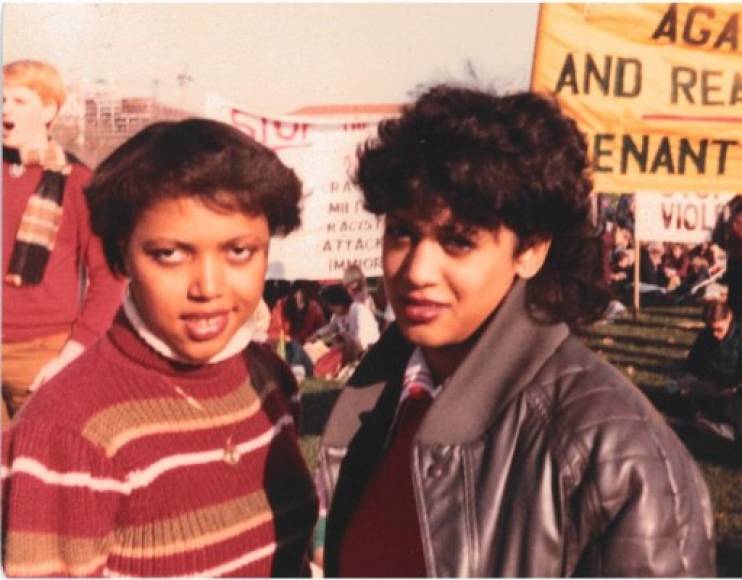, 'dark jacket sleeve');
565,401,716,576
685,332,709,378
